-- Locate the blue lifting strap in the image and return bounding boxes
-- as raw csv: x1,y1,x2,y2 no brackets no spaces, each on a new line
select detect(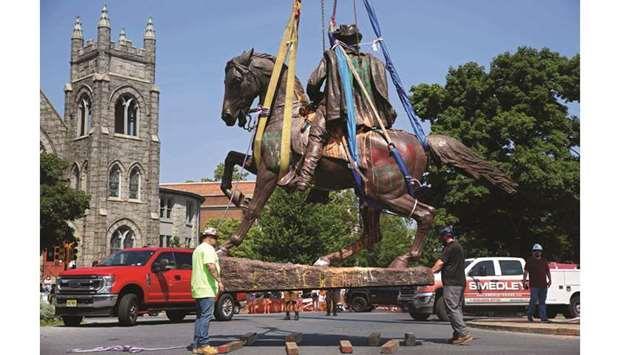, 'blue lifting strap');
361,0,428,148
334,44,366,200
